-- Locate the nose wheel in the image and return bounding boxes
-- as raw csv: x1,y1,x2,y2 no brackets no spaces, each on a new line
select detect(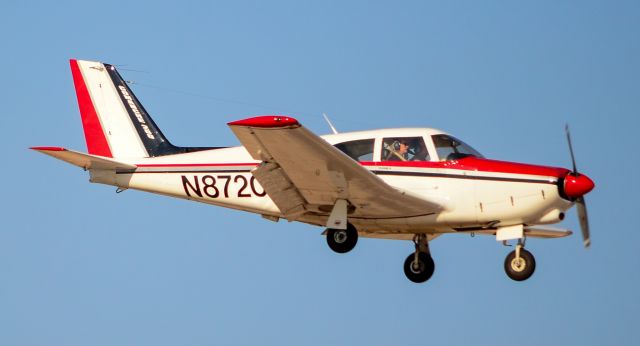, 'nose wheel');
403,234,435,283
504,243,536,281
